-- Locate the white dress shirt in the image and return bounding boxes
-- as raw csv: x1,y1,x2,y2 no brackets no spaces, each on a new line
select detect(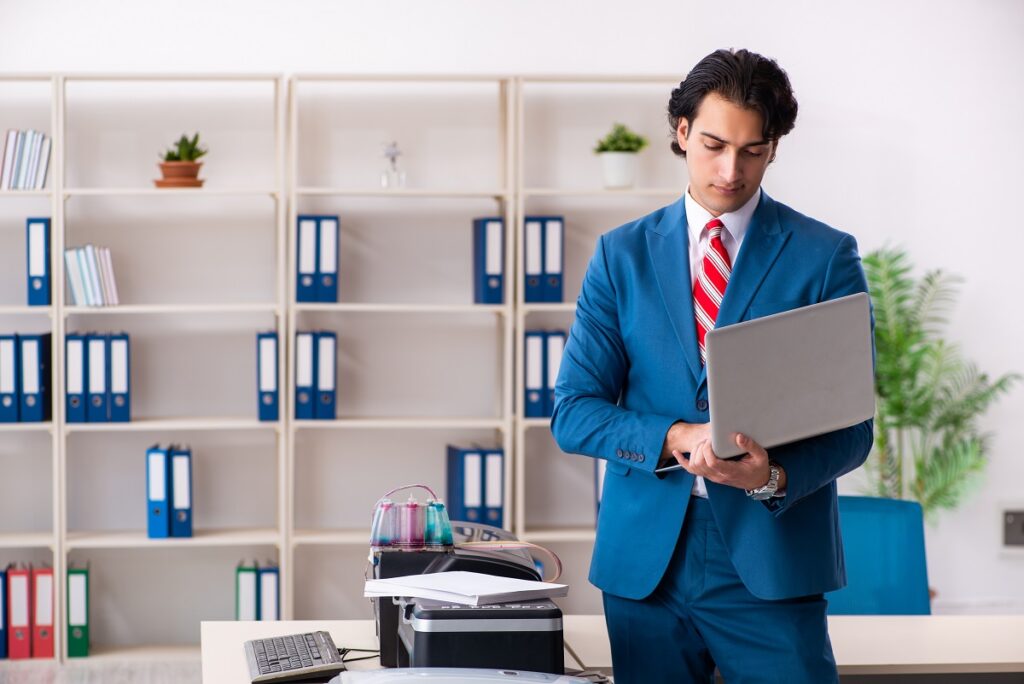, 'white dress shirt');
682,185,761,498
